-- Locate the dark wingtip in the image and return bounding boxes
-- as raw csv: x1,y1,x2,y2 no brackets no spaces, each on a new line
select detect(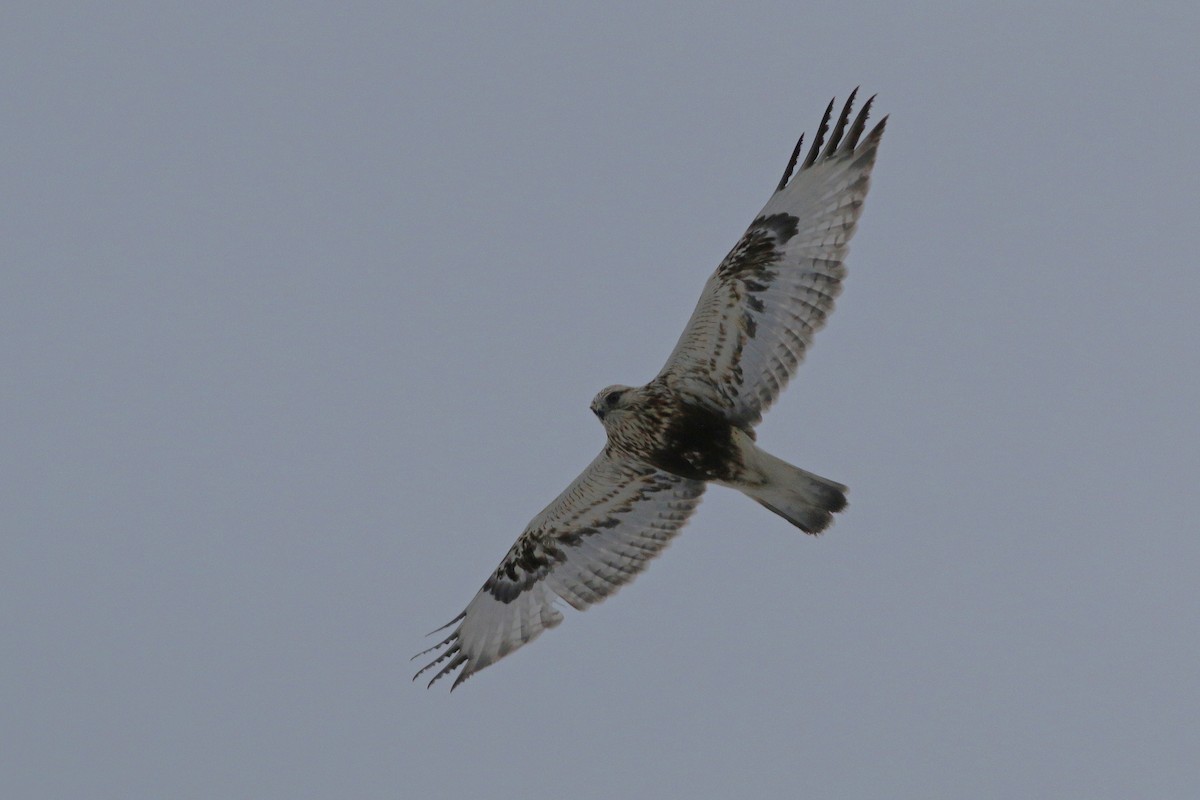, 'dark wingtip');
801,97,836,169
871,114,889,139
415,646,467,689
820,87,859,159
843,93,876,151
424,611,466,637
775,133,804,192
411,613,468,688
795,91,885,172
